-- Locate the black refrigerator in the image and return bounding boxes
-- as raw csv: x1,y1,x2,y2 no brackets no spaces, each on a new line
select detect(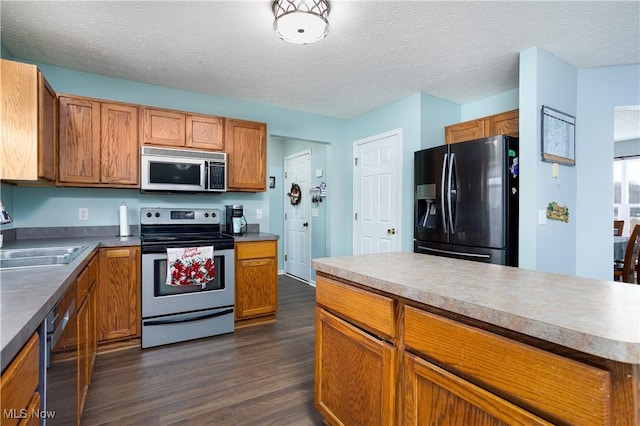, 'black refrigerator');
414,135,519,266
